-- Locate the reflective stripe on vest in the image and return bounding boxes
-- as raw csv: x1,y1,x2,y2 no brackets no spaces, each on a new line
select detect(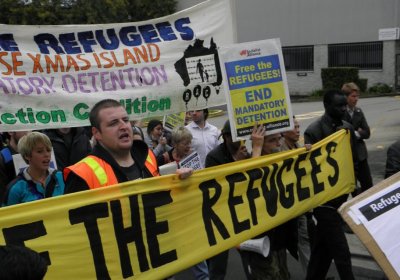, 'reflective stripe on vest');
145,149,159,177
64,156,118,189
65,151,158,190
79,157,108,186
